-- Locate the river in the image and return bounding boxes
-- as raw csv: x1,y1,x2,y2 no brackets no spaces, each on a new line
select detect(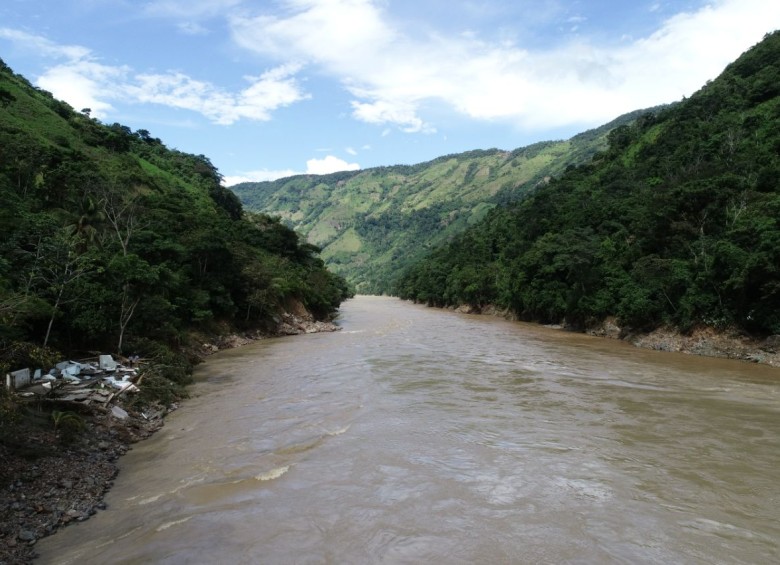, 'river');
36,295,780,564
